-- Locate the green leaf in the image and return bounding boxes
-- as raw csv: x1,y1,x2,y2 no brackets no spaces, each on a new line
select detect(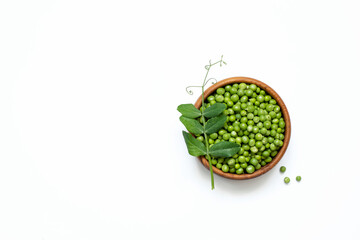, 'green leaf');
209,141,240,157
182,131,206,157
203,103,226,118
177,104,201,118
180,116,204,135
204,114,227,134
